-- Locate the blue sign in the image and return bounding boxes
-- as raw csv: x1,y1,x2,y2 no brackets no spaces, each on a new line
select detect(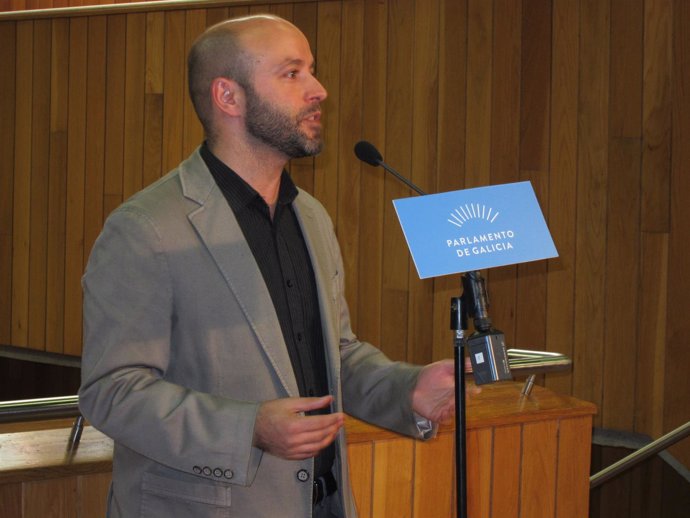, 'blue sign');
393,181,558,279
